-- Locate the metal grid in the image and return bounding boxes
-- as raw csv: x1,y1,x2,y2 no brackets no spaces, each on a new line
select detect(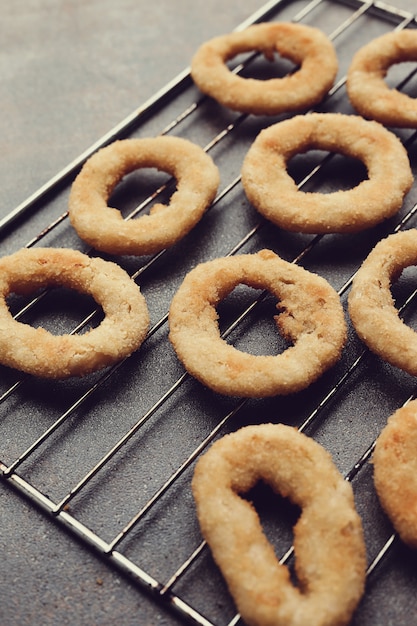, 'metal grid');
1,0,417,624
